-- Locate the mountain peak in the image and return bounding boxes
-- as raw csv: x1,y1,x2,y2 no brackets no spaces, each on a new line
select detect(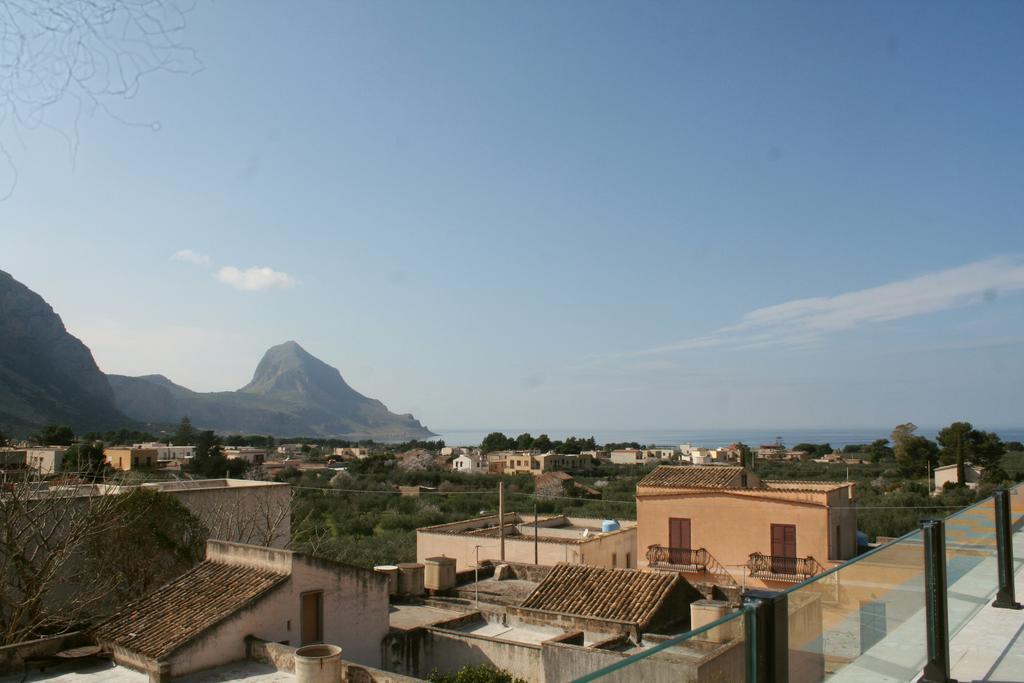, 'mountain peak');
240,341,354,402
